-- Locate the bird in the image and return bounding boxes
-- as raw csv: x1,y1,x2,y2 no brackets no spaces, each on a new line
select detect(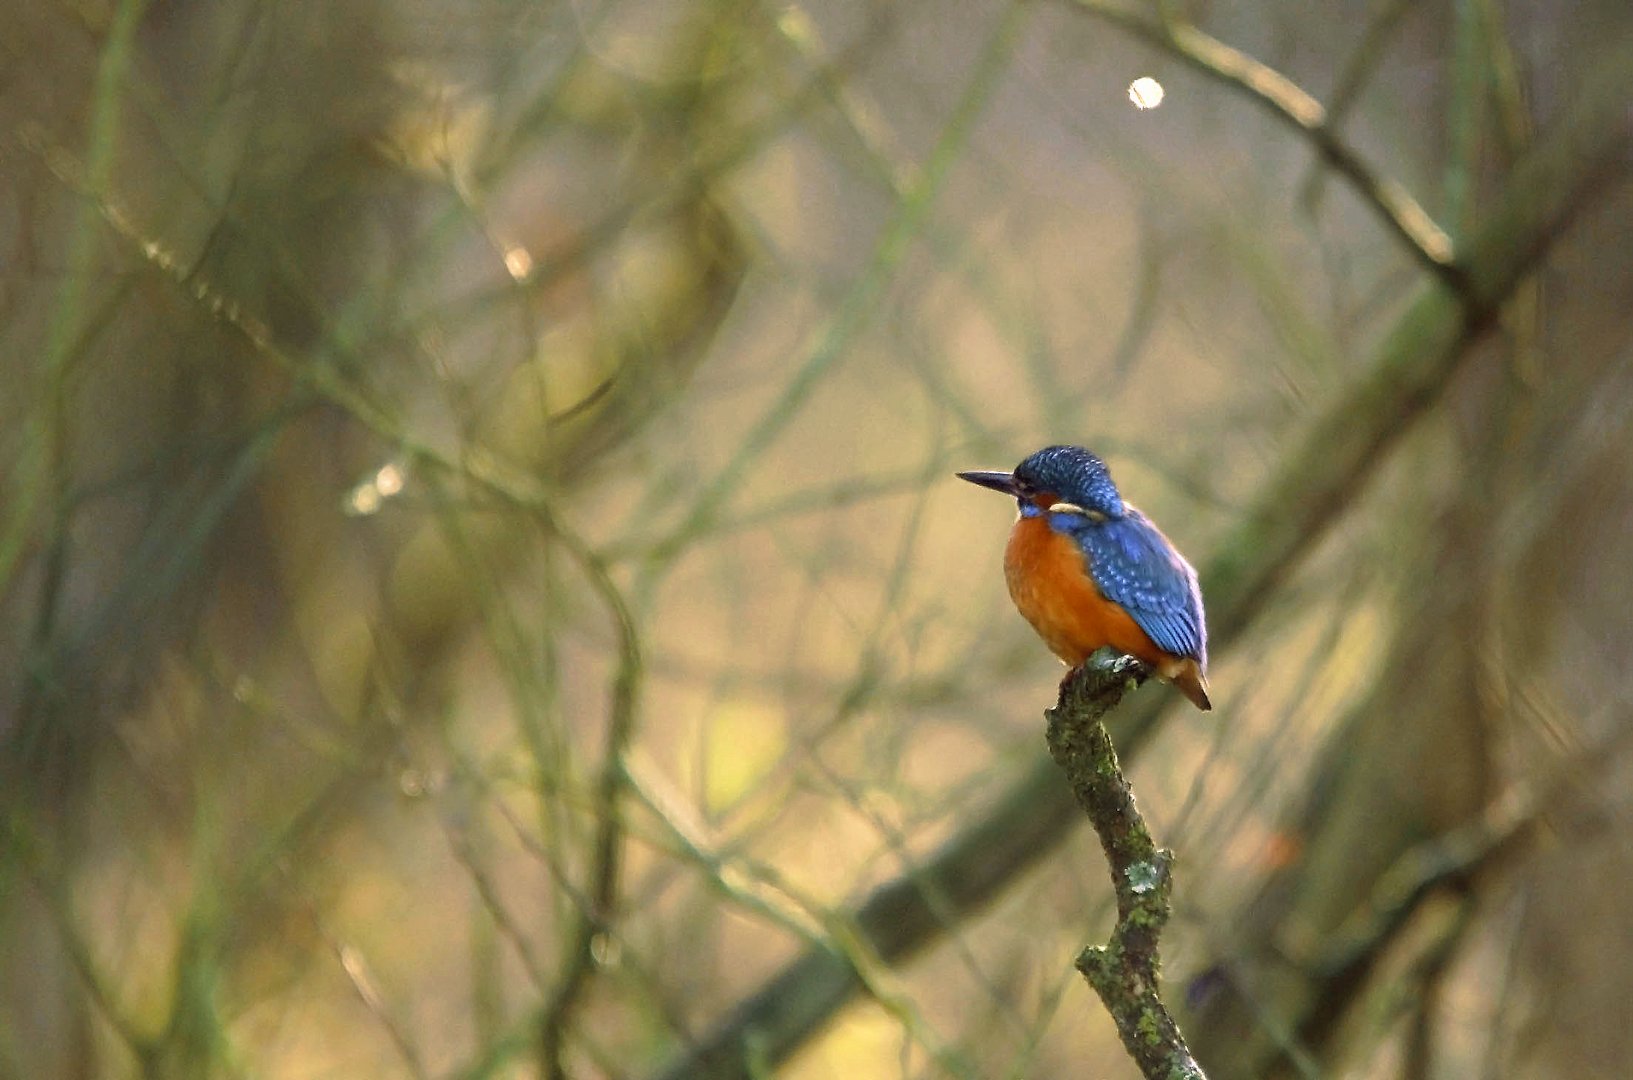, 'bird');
957,445,1211,710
